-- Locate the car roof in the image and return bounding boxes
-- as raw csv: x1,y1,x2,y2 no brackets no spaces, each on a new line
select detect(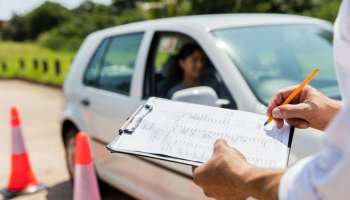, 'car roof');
95,13,332,35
